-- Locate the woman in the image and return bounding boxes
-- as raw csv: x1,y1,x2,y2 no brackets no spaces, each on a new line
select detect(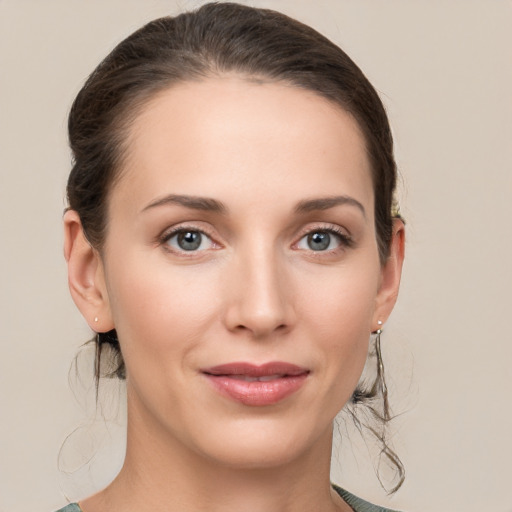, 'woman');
60,3,405,511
